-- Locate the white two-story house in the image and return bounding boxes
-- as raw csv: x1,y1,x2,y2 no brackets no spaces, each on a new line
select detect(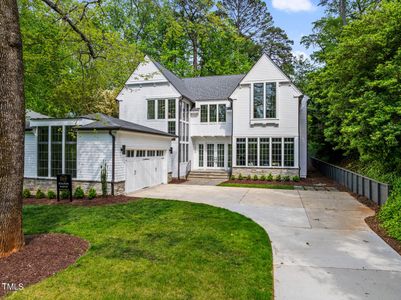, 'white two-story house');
117,54,308,179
